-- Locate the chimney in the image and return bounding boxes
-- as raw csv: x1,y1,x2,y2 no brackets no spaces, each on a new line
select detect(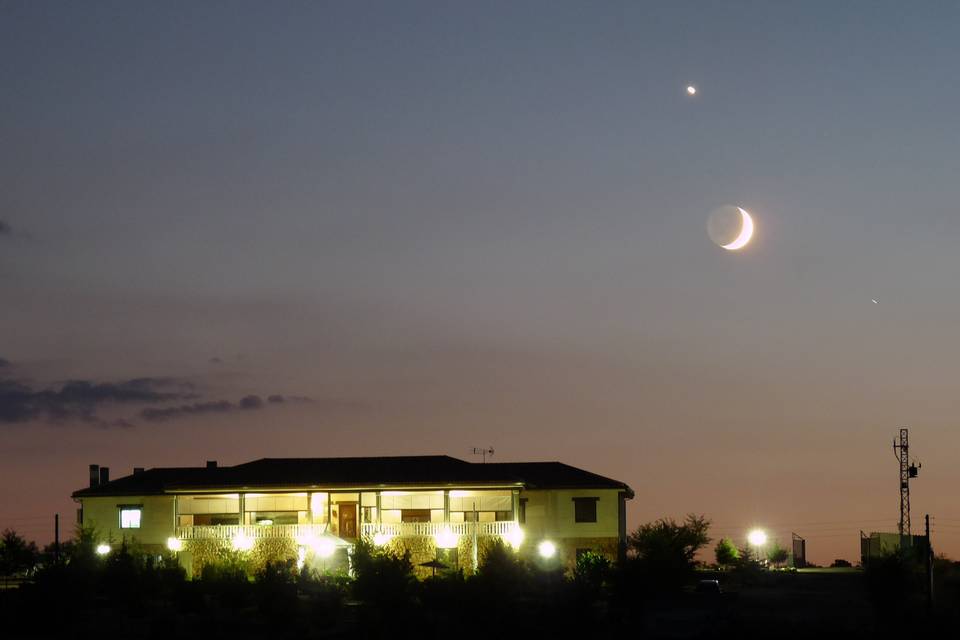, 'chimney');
133,467,144,475
89,464,100,488
99,467,110,485
206,460,217,469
